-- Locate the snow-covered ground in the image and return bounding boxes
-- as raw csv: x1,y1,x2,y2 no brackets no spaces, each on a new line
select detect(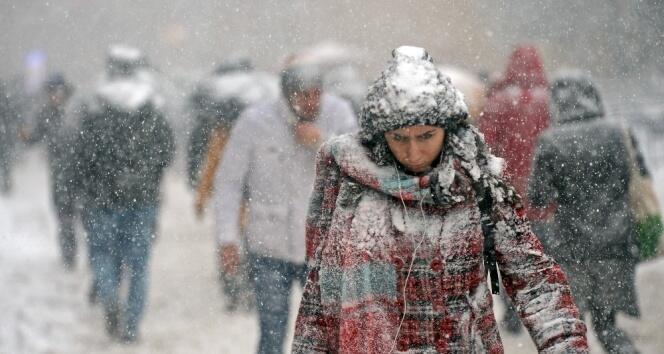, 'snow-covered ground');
1,149,663,354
